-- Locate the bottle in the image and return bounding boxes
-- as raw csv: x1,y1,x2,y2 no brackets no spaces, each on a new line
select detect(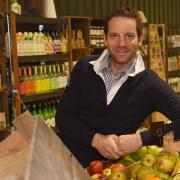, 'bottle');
18,67,25,95
32,103,38,116
56,64,62,89
48,65,54,90
22,66,28,94
52,64,58,89
60,33,68,54
37,102,44,120
61,63,68,88
34,66,41,93
27,66,35,94
43,65,50,91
